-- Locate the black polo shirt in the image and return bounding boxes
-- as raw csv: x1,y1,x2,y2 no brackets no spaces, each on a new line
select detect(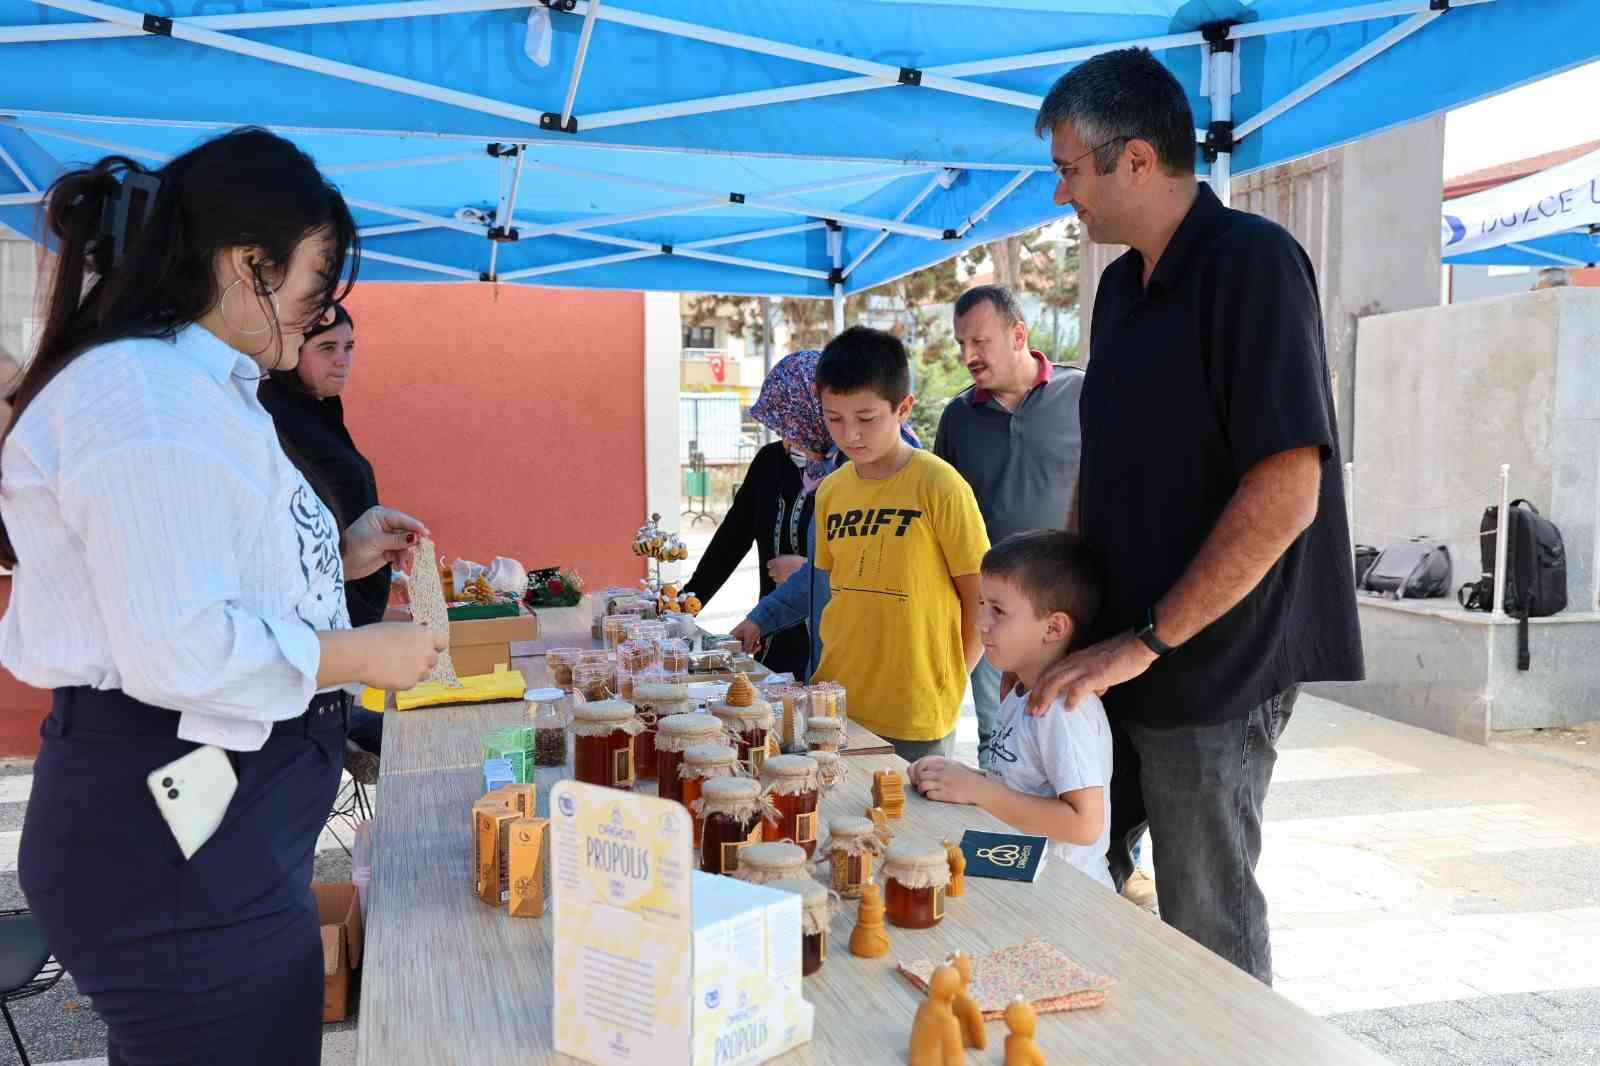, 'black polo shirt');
1081,182,1363,729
